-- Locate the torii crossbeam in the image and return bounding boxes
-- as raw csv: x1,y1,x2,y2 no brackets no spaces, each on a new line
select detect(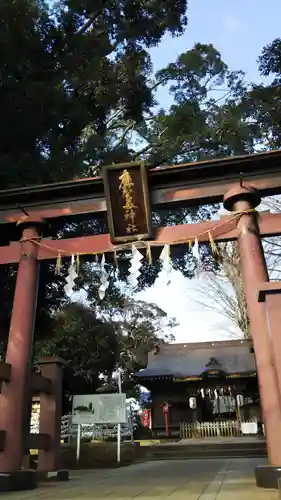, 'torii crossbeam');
0,150,281,489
